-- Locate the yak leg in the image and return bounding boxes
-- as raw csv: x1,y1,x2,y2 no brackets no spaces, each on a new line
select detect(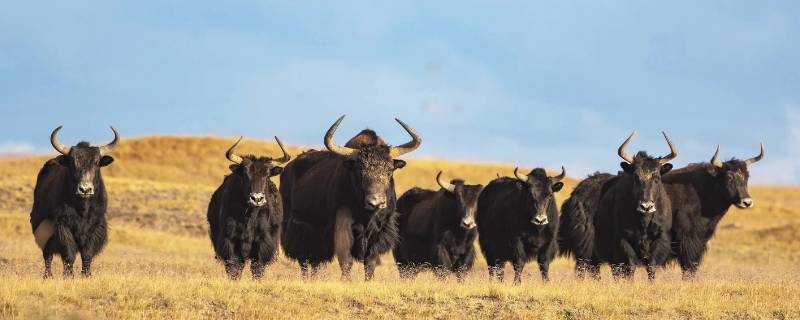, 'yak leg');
646,264,657,282
575,259,590,280
224,258,244,280
364,255,379,281
488,260,505,282
79,223,107,277
56,226,77,278
432,244,452,281
334,207,354,281
512,260,525,285
538,255,551,282
251,261,266,280
42,240,56,279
